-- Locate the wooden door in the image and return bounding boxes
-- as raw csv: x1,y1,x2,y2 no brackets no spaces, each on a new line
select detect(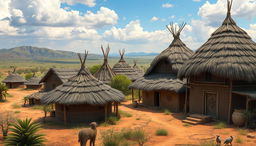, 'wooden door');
205,93,217,117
